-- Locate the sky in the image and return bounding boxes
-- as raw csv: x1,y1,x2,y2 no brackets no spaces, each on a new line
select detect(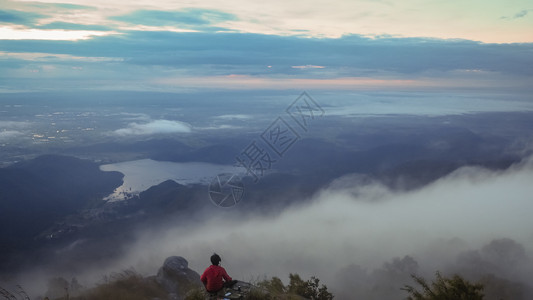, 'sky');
0,0,532,94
